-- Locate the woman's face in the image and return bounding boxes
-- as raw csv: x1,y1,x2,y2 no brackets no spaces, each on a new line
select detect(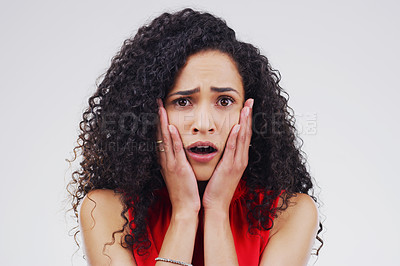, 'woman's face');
164,50,245,181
